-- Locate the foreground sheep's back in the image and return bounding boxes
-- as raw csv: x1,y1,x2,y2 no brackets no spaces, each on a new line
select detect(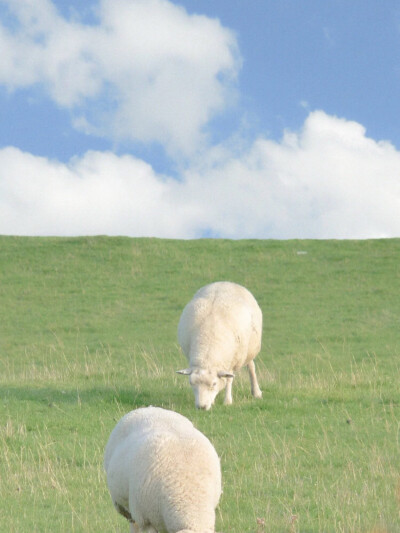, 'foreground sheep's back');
104,407,221,533
134,429,221,531
104,407,194,471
